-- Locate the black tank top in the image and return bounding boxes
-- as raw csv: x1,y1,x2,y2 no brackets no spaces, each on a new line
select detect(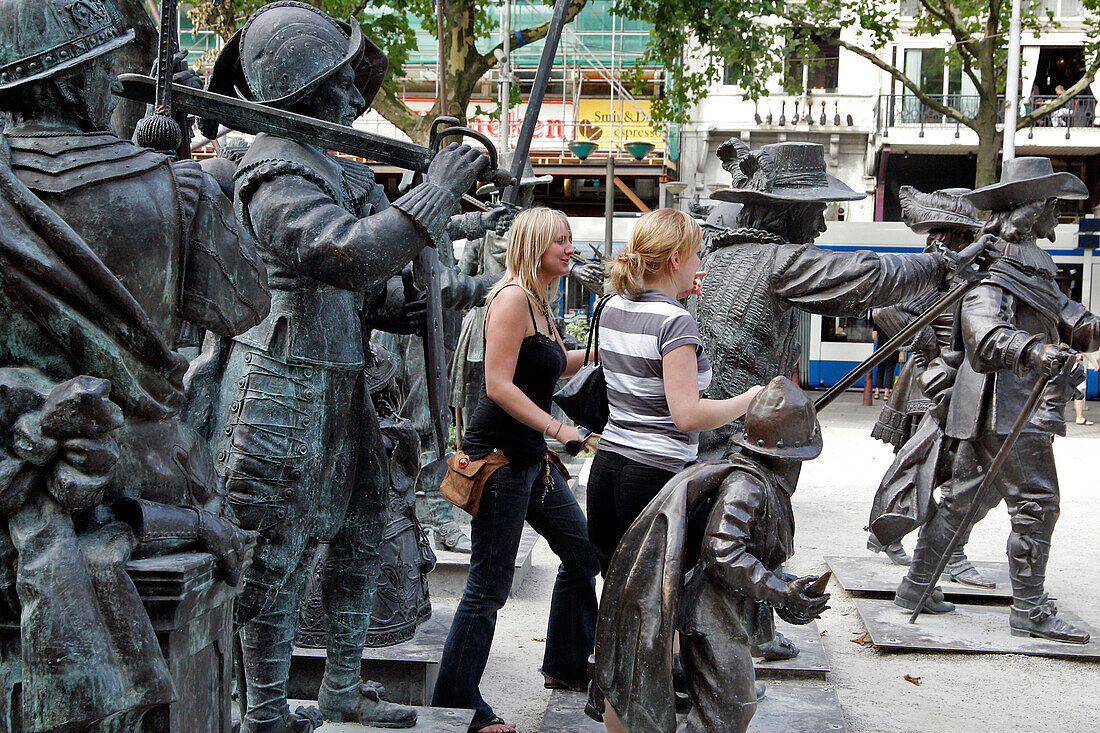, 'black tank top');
461,285,567,469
